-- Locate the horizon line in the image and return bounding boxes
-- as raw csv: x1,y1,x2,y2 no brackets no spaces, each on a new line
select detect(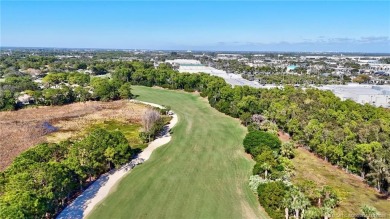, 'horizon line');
1,46,390,55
